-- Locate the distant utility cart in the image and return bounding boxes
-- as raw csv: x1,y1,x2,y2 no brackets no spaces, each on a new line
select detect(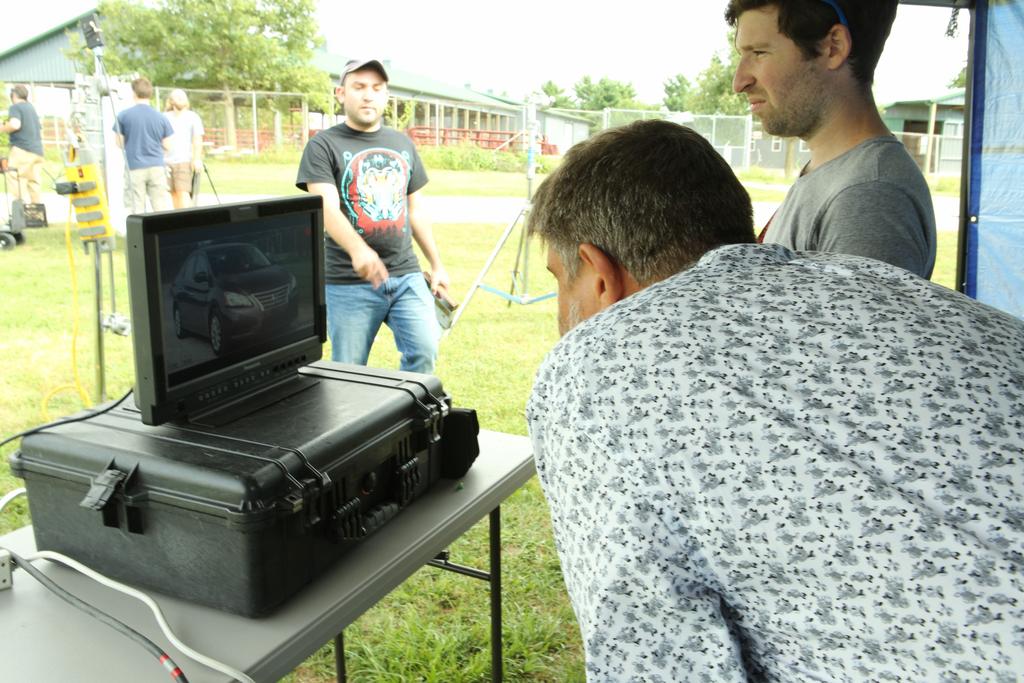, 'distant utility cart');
0,157,48,250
